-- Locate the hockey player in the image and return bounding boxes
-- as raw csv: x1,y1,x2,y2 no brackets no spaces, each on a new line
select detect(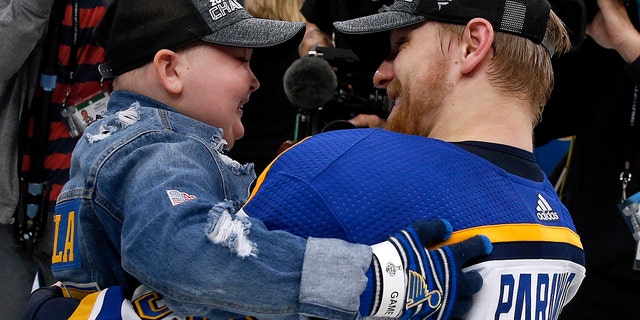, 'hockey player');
240,0,586,318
